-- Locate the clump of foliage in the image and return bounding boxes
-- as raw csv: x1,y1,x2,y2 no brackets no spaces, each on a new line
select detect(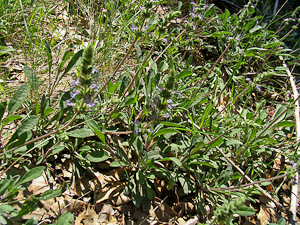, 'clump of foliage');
0,0,299,224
